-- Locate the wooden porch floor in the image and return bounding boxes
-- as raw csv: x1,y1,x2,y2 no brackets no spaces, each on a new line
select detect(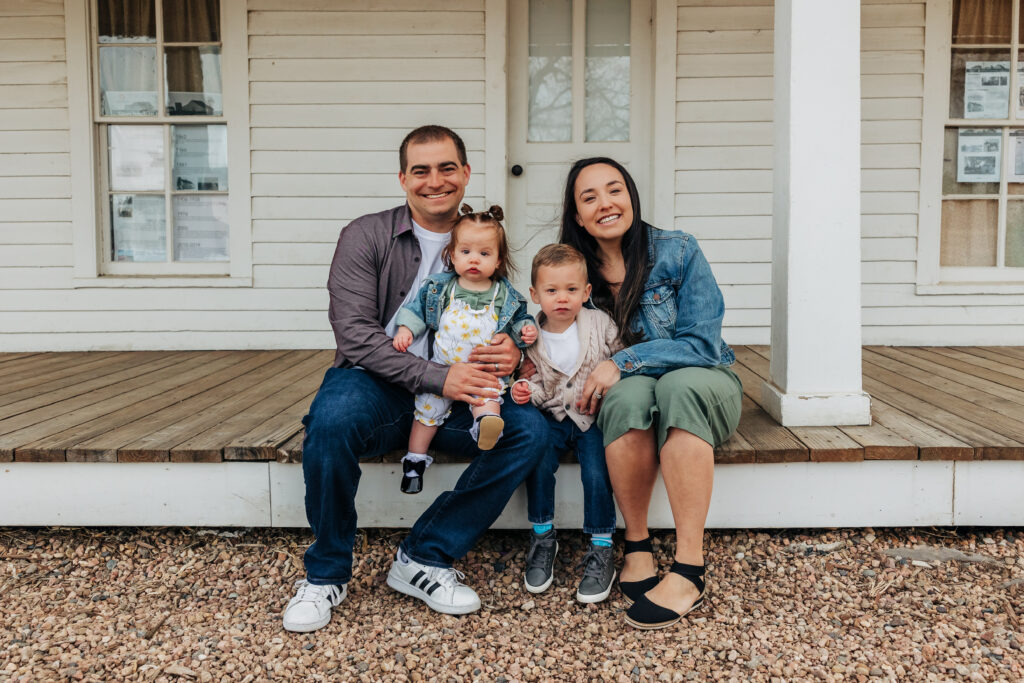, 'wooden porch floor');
1,346,1023,463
